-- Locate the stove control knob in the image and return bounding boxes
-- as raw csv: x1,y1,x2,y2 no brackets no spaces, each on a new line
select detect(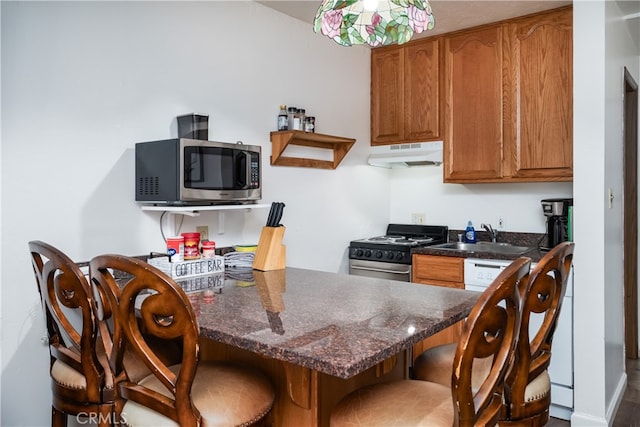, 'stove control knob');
396,252,404,261
355,249,364,257
375,251,383,259
365,250,372,258
386,252,395,260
